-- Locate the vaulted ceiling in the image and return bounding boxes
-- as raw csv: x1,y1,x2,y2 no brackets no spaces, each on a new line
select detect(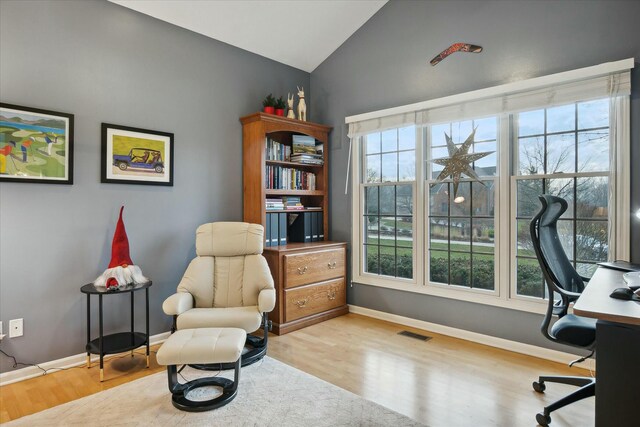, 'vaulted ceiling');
110,0,387,72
